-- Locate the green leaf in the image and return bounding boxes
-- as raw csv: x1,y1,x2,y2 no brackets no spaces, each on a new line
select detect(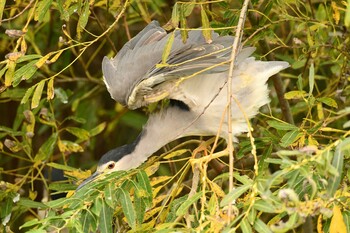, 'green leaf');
267,120,298,131
89,122,106,137
21,86,35,104
284,90,307,99
253,219,273,233
1,197,13,221
220,185,250,207
171,3,179,27
200,6,212,43
35,0,53,22
280,130,303,147
31,80,45,109
46,197,76,208
345,0,350,27
18,198,48,209
77,1,90,39
253,199,280,213
65,127,90,140
318,97,338,108
327,138,349,196
99,201,113,233
46,162,76,171
161,31,175,64
81,210,97,233
13,60,39,87
17,54,43,63
118,188,136,228
34,133,58,161
241,218,252,233
20,218,40,229
176,191,203,216
0,0,6,24
104,183,114,208
308,63,314,95
136,170,153,207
